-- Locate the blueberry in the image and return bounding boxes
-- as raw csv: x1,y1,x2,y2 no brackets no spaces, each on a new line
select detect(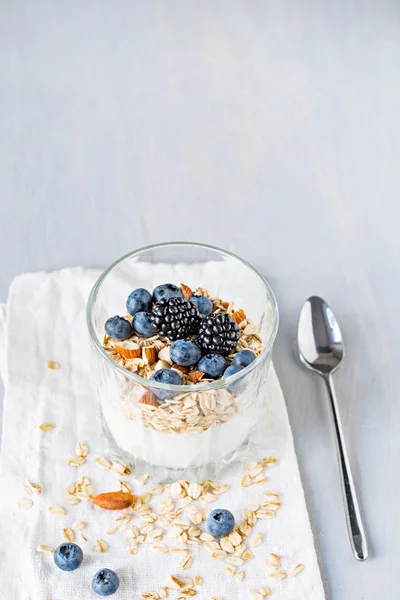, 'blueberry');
207,509,235,538
198,353,227,378
104,316,132,341
233,349,256,368
223,363,245,393
150,368,182,400
153,283,183,302
224,363,245,378
53,543,83,572
126,288,152,316
191,295,213,316
133,311,154,337
92,568,120,596
170,340,202,367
